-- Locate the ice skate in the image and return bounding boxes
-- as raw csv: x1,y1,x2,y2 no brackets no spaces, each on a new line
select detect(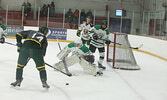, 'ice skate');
41,79,50,89
94,71,103,76
10,78,23,87
98,62,106,70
